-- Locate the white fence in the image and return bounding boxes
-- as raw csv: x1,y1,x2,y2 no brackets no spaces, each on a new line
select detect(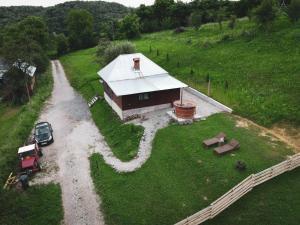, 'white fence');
175,153,300,225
